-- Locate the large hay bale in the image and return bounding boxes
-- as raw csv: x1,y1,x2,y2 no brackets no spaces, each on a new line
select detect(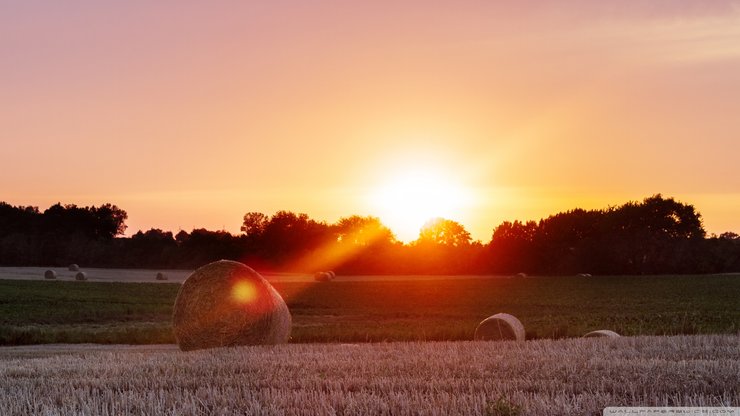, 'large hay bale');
155,272,168,281
327,271,336,279
474,313,525,341
74,272,87,281
68,264,80,272
583,329,620,338
173,260,291,352
314,272,331,282
44,270,57,280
